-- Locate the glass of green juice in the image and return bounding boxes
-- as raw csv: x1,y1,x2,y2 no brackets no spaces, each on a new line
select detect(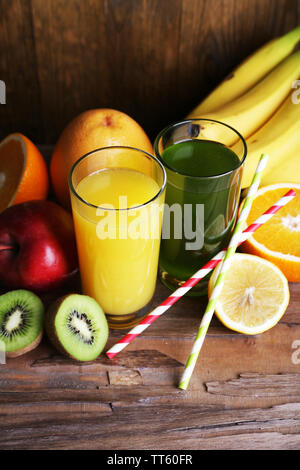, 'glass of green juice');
154,119,247,296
